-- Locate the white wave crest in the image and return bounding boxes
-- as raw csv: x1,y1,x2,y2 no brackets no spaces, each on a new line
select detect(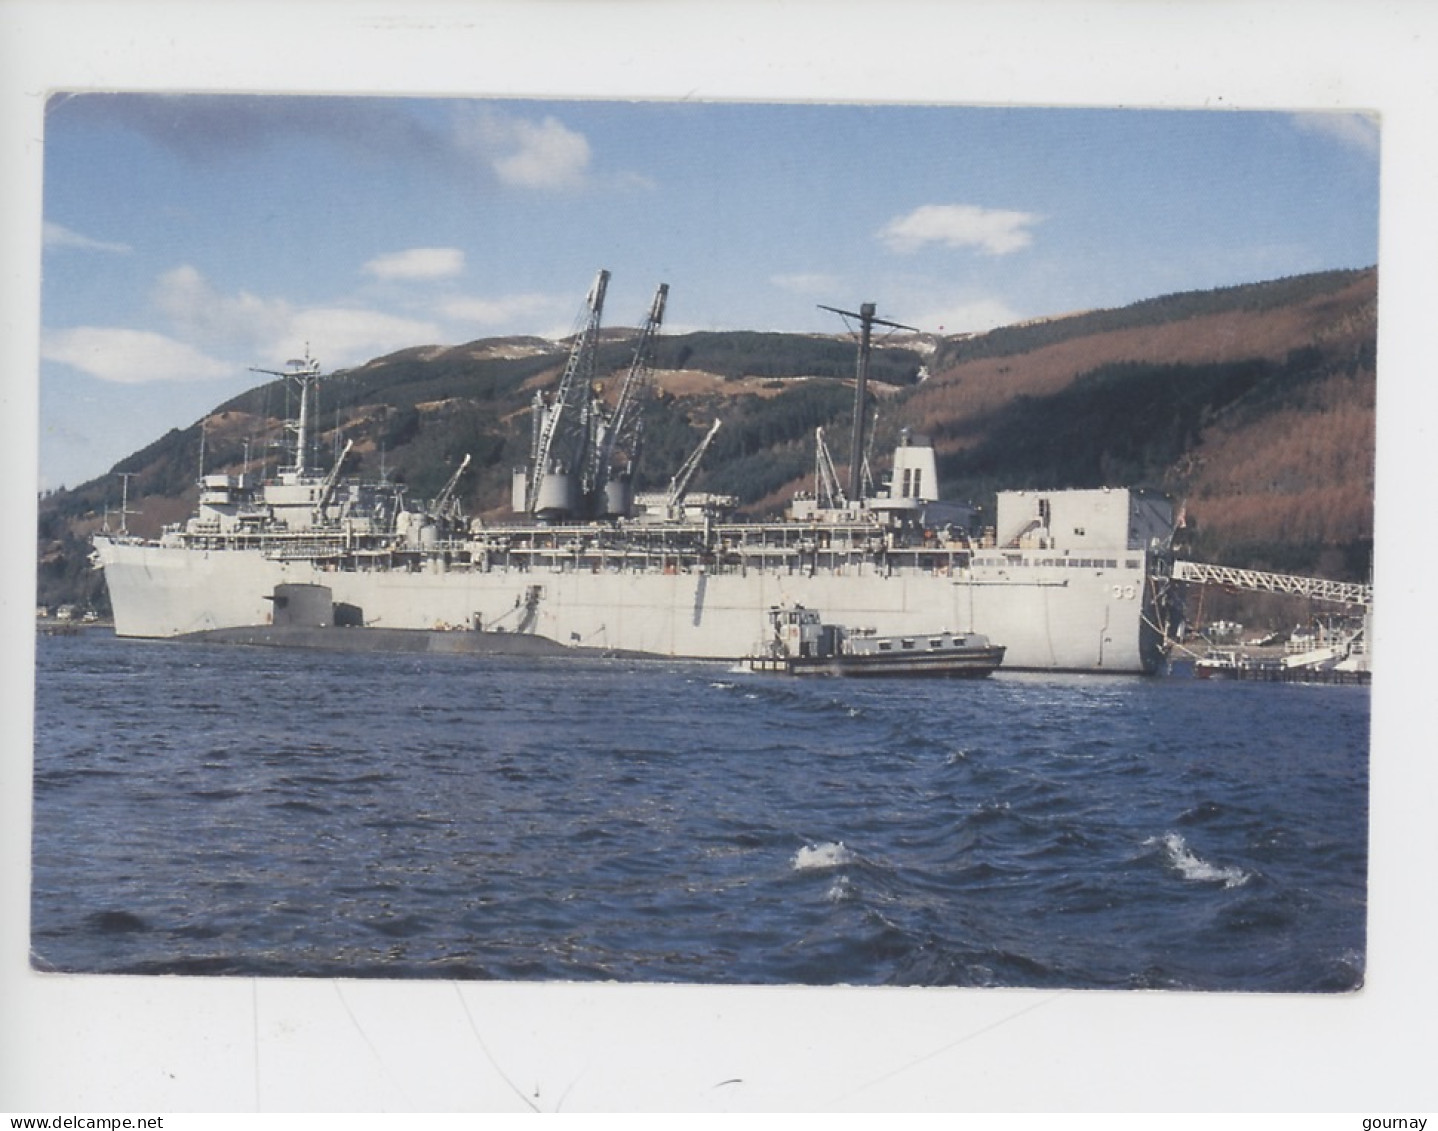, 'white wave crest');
793,841,853,871
1150,832,1251,888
